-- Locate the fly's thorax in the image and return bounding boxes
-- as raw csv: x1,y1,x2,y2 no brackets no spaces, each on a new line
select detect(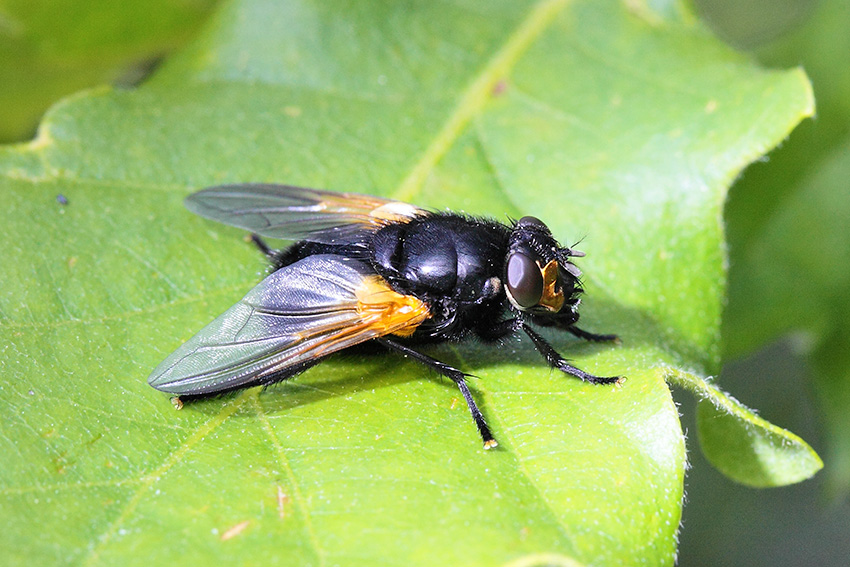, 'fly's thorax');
370,214,510,306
